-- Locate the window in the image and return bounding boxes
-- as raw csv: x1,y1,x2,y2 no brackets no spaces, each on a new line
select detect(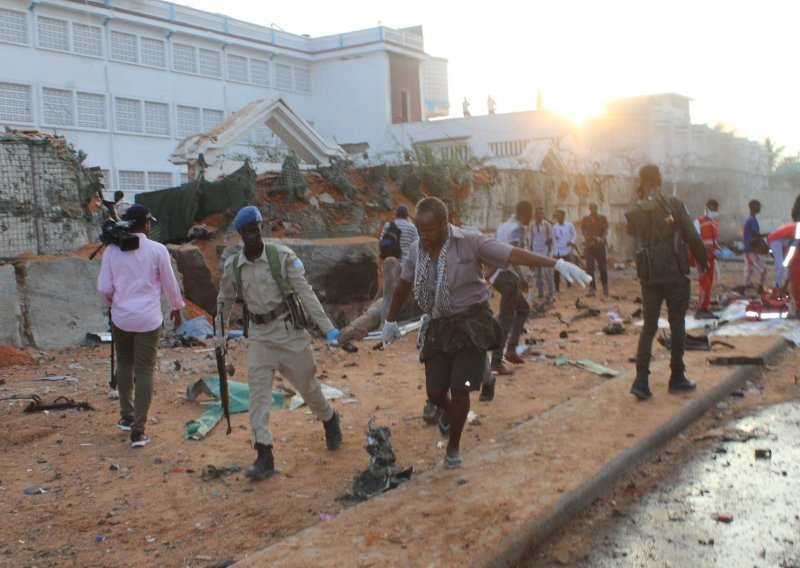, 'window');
72,23,102,57
110,31,138,63
294,67,311,93
0,82,33,123
147,172,173,191
275,64,292,90
173,43,197,73
118,171,145,193
144,101,169,135
251,59,270,86
199,48,221,77
489,139,529,157
0,8,27,45
202,108,224,131
114,97,143,132
176,105,200,137
42,87,74,127
400,91,410,123
37,16,68,51
140,37,166,68
77,92,106,129
227,54,248,82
